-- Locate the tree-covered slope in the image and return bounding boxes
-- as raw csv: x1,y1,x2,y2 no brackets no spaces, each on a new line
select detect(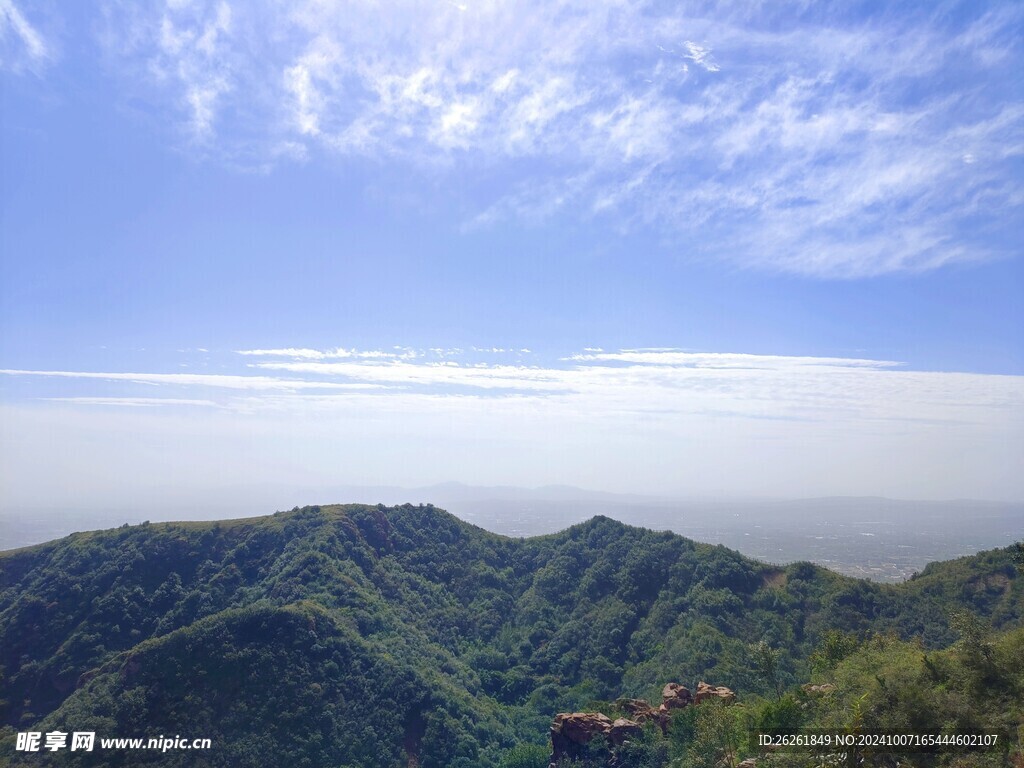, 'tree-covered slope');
1,504,1021,767
18,600,515,768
